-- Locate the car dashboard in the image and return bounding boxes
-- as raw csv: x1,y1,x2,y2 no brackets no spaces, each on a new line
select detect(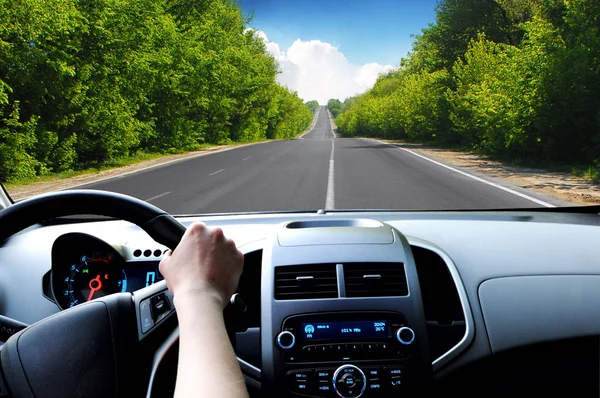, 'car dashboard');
1,209,600,397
